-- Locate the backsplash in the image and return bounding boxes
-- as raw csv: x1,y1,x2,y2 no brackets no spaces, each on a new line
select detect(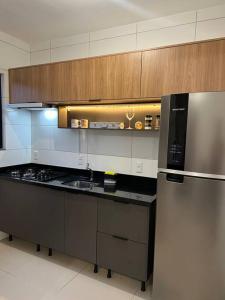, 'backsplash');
31,110,159,178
